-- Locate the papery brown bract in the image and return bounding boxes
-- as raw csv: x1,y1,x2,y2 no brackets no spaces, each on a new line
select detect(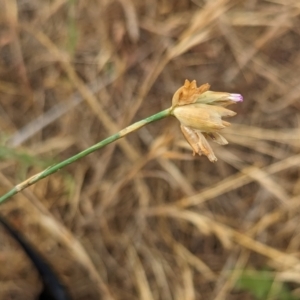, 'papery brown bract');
172,79,210,107
171,80,242,162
